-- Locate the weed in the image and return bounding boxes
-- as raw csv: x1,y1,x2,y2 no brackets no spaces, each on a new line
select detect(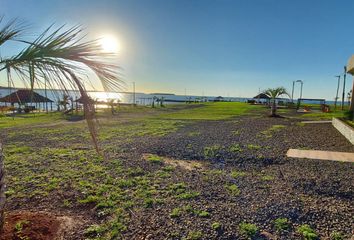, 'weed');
170,208,182,218
297,224,318,240
274,218,289,231
197,210,210,218
330,232,344,240
239,222,258,238
229,144,242,153
259,125,286,138
230,170,246,178
247,144,261,150
232,130,240,135
261,175,274,181
176,191,200,200
211,222,221,230
146,154,164,164
184,231,203,240
204,145,222,158
225,184,240,196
